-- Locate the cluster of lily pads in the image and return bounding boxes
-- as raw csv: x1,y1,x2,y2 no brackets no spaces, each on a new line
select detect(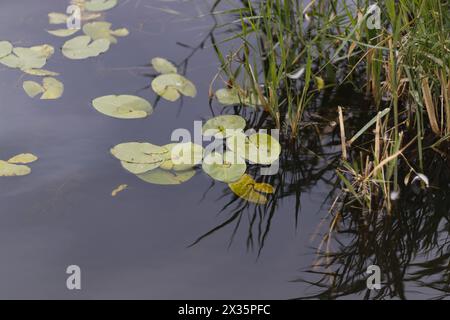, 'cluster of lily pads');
47,0,128,60
110,114,281,204
0,40,63,100
90,57,197,120
0,153,38,177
